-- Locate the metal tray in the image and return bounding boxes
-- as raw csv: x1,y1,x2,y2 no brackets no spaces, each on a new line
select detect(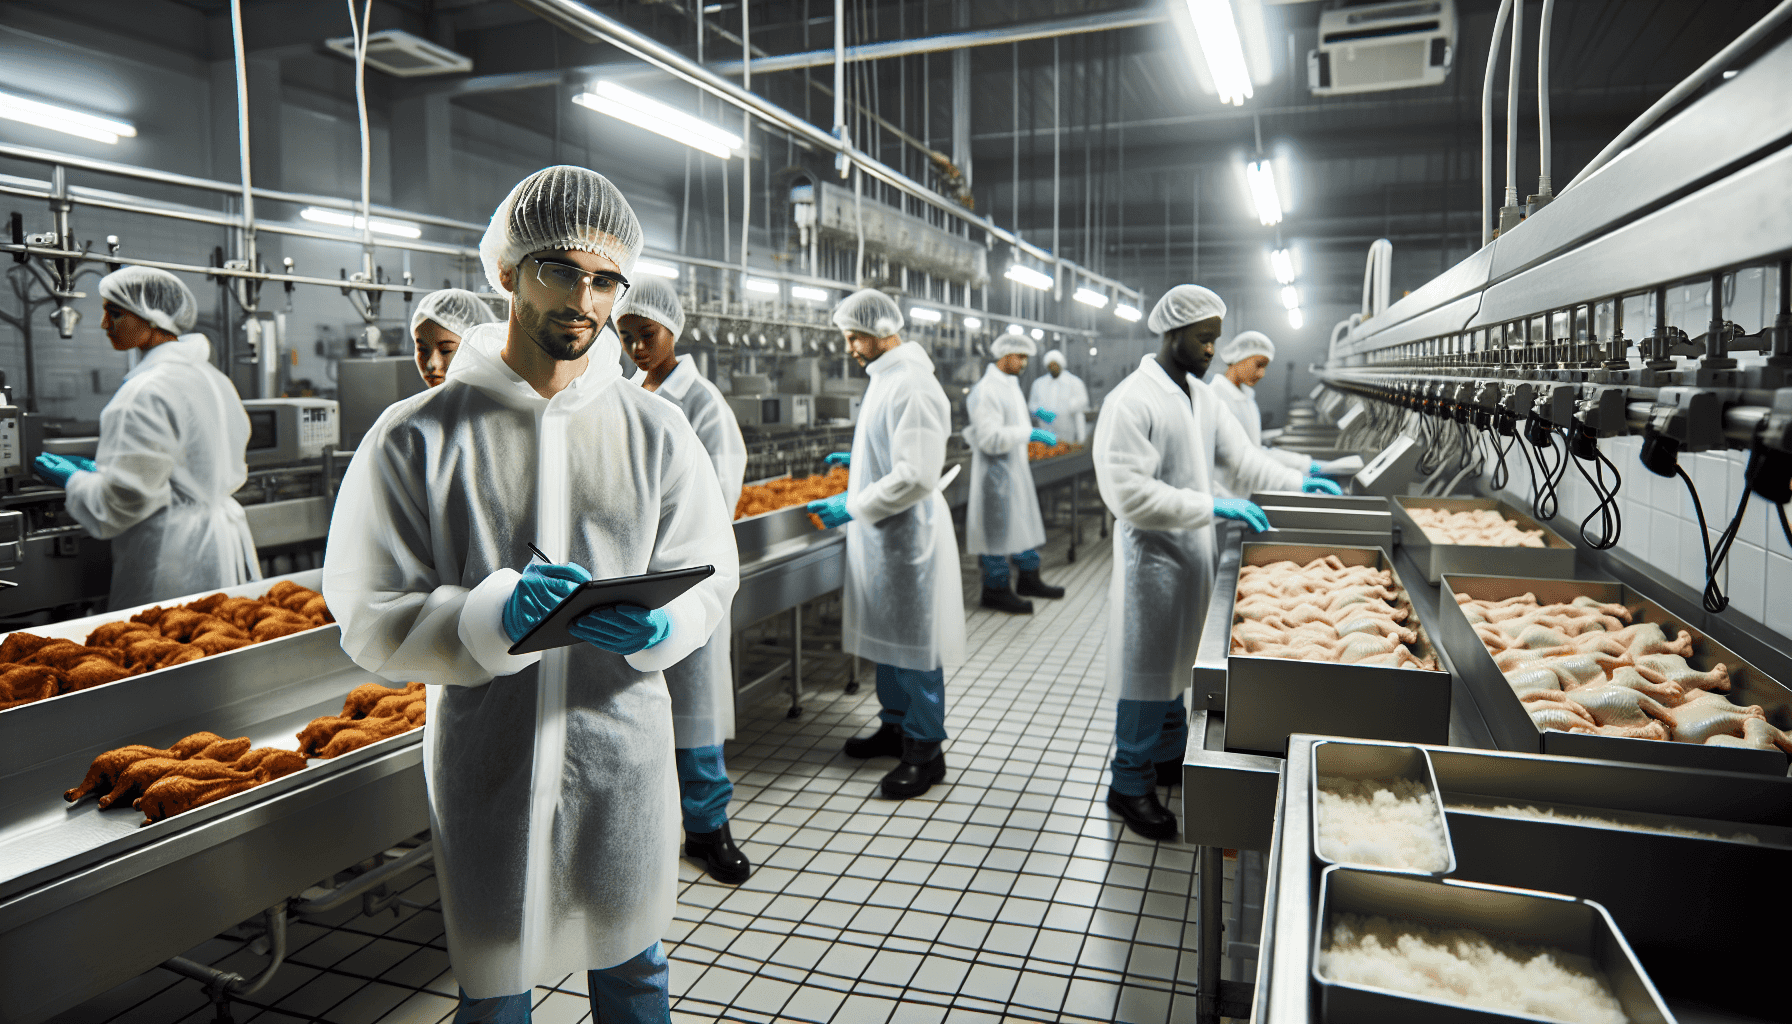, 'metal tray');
1223,543,1451,755
1438,573,1792,774
1249,491,1393,553
1313,867,1674,1024
734,497,833,563
1393,496,1577,584
1311,740,1456,877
